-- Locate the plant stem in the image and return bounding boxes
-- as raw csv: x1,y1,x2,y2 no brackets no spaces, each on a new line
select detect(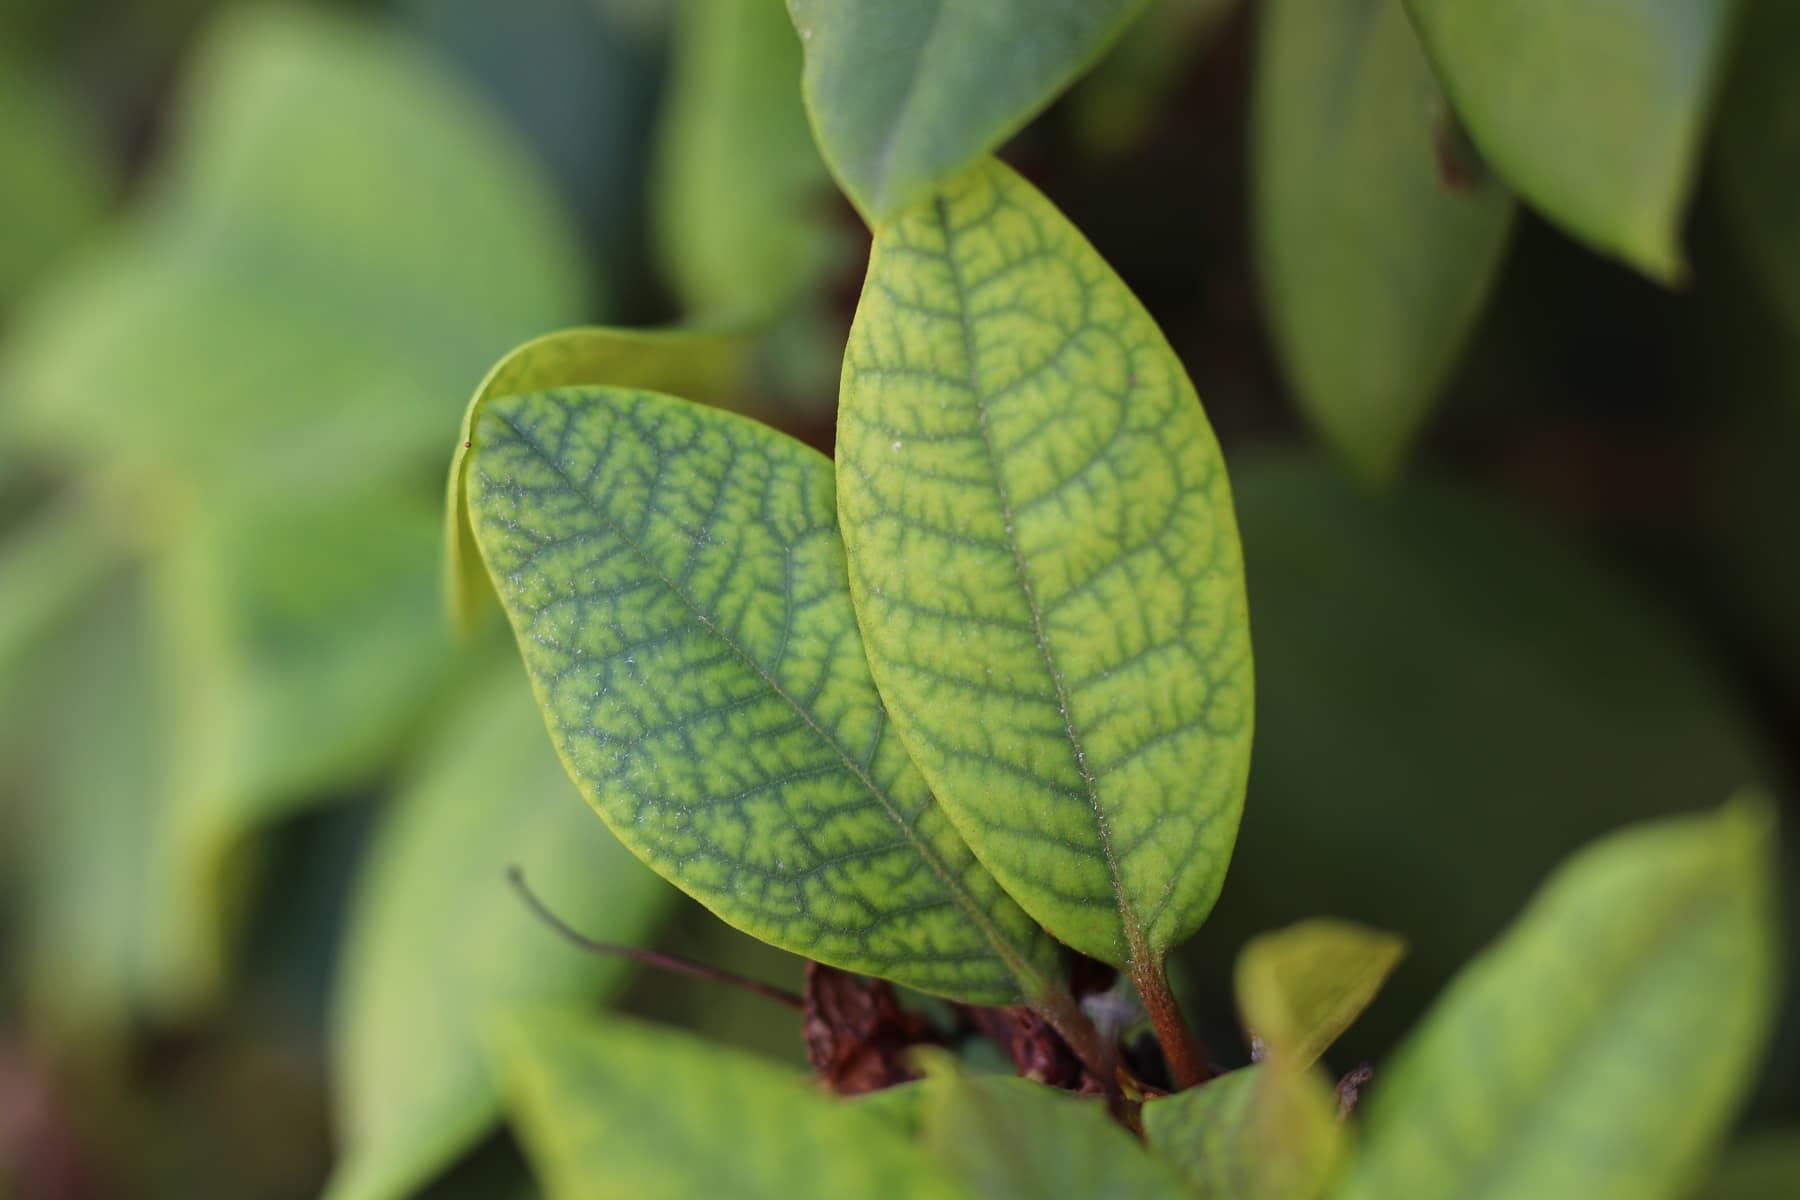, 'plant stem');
1132,959,1210,1090
507,867,805,1011
1032,986,1119,1091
